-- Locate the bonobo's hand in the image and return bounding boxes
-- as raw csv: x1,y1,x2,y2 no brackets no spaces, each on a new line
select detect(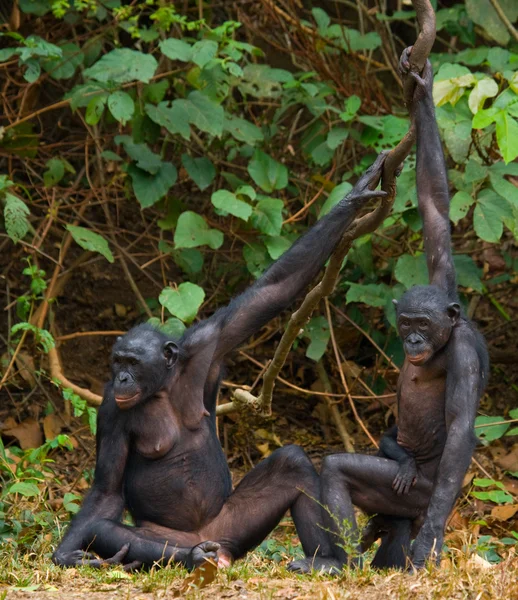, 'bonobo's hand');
187,541,220,570
392,458,418,495
52,544,142,571
399,47,434,109
347,151,389,205
410,522,443,570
